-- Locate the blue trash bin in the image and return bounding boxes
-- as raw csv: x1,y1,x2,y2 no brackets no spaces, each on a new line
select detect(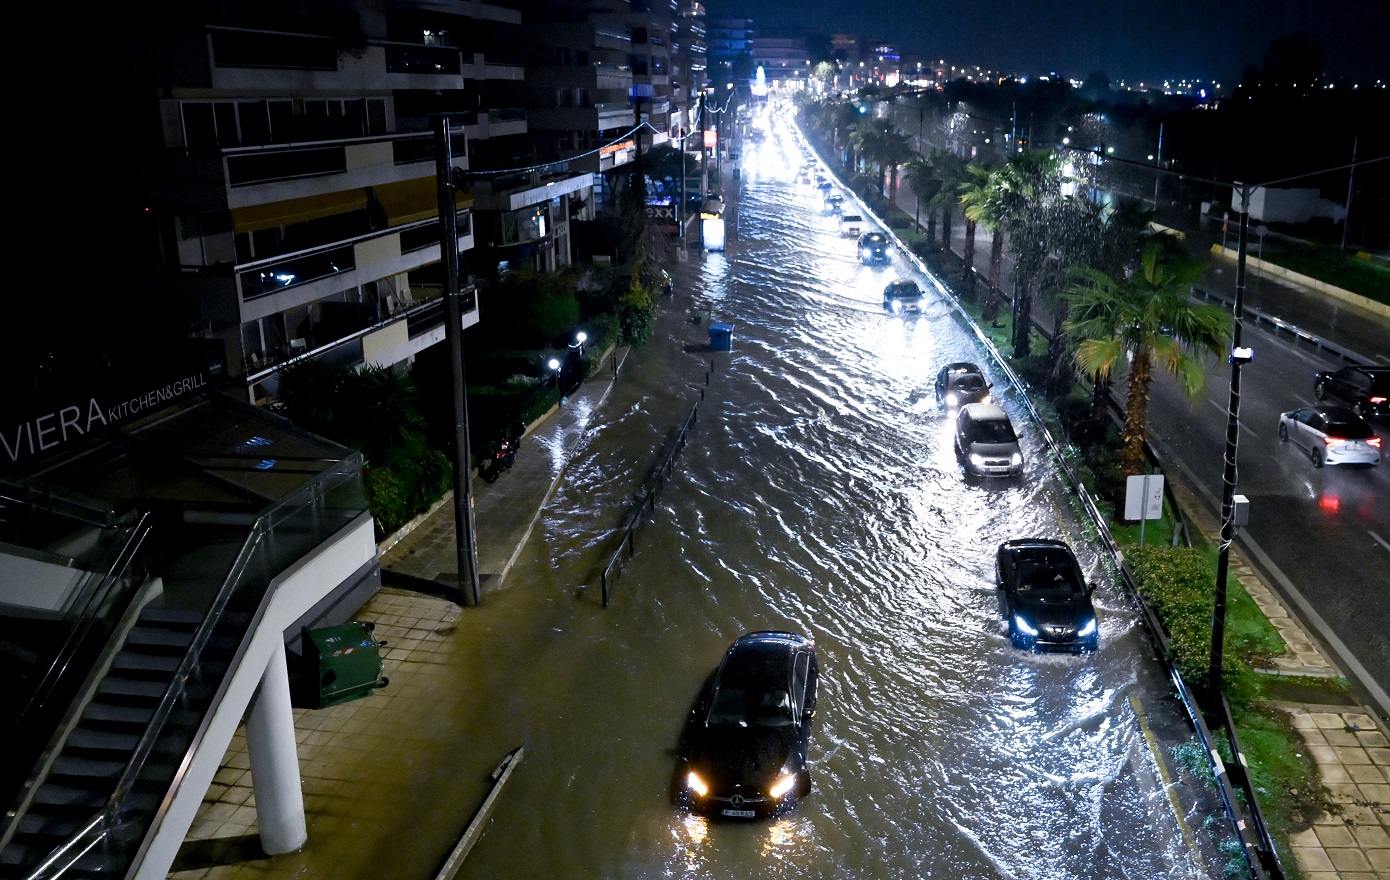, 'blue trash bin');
709,323,734,351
